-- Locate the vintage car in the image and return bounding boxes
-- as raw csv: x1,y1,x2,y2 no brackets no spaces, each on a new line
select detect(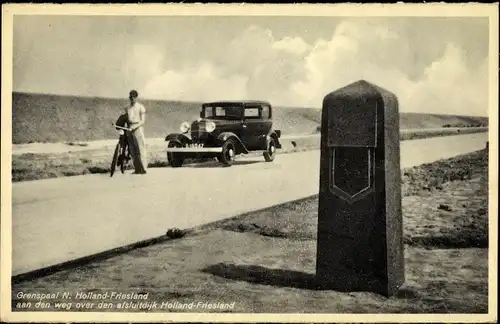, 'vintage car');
165,100,282,167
